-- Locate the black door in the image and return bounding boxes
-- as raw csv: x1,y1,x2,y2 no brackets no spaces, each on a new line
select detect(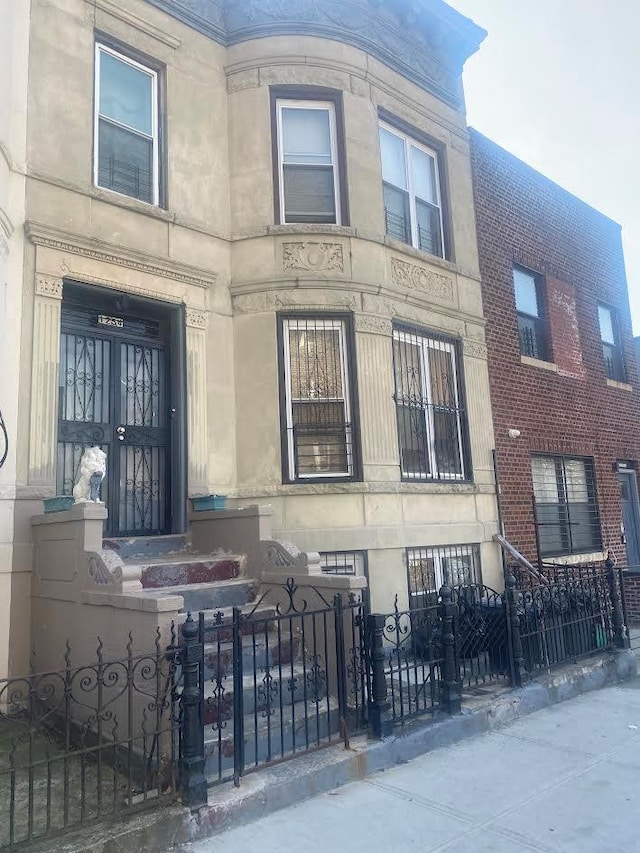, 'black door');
57,283,186,537
619,469,640,567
